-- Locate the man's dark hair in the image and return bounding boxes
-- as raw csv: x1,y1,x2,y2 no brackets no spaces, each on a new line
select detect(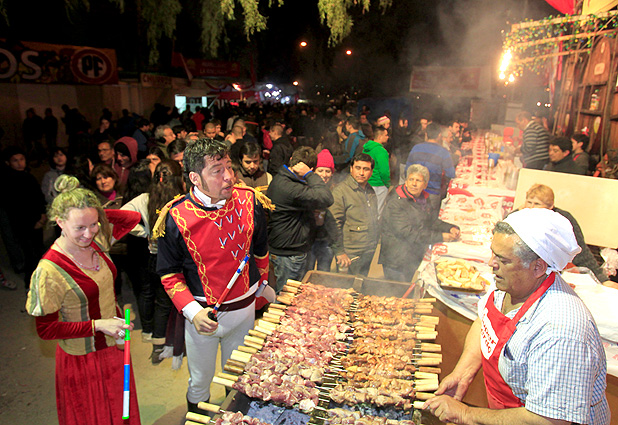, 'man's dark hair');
420,112,433,121
147,145,165,160
97,140,113,150
351,153,375,170
167,139,187,158
426,123,442,141
572,133,589,151
172,125,186,136
3,146,26,162
549,136,571,154
493,221,540,267
183,138,229,181
290,146,318,169
373,125,388,138
137,118,150,129
346,116,360,130
239,141,261,160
